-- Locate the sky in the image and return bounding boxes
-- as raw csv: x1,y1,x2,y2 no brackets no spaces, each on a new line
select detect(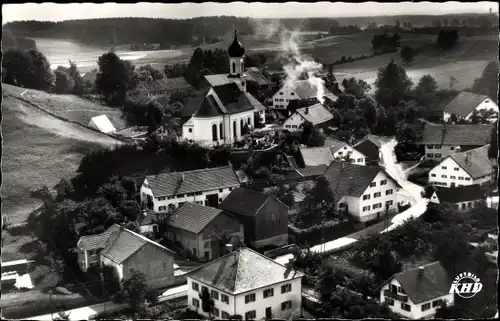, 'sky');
2,2,498,24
